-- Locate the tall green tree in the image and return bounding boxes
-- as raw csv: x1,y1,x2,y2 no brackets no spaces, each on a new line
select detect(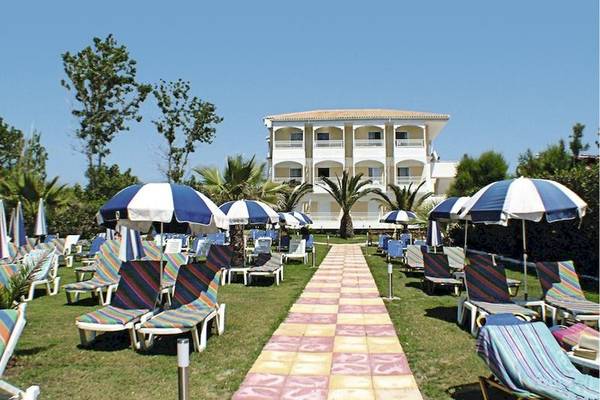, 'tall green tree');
61,34,151,171
0,118,25,172
569,123,589,159
447,151,508,196
152,79,223,183
319,171,378,238
517,140,572,176
84,164,139,206
18,130,48,180
277,182,313,212
195,155,284,265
